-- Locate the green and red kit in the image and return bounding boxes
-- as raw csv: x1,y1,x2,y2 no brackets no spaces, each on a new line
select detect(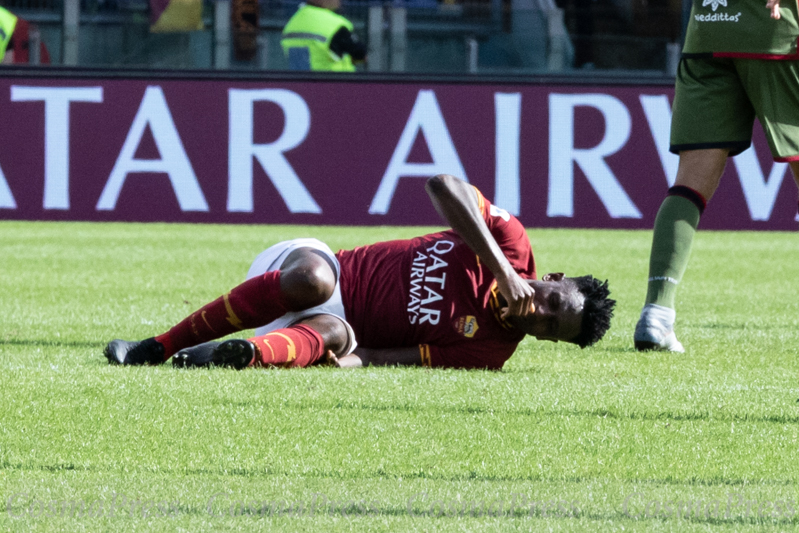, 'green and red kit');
683,0,799,58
